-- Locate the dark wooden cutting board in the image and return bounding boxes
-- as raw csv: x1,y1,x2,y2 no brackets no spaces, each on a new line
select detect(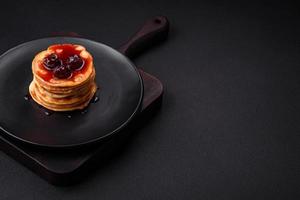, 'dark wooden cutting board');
0,69,163,185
